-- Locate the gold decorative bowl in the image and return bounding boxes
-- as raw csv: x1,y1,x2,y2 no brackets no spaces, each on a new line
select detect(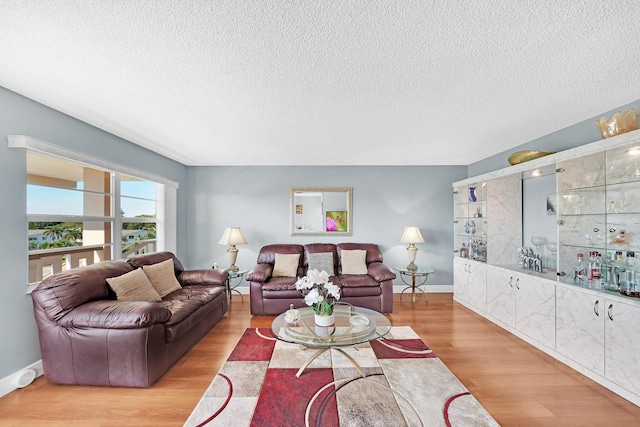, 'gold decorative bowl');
508,150,554,165
596,108,639,139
